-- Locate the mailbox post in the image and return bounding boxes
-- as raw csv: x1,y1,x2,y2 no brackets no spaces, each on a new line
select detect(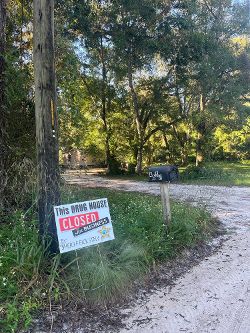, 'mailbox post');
160,182,171,227
148,165,179,228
